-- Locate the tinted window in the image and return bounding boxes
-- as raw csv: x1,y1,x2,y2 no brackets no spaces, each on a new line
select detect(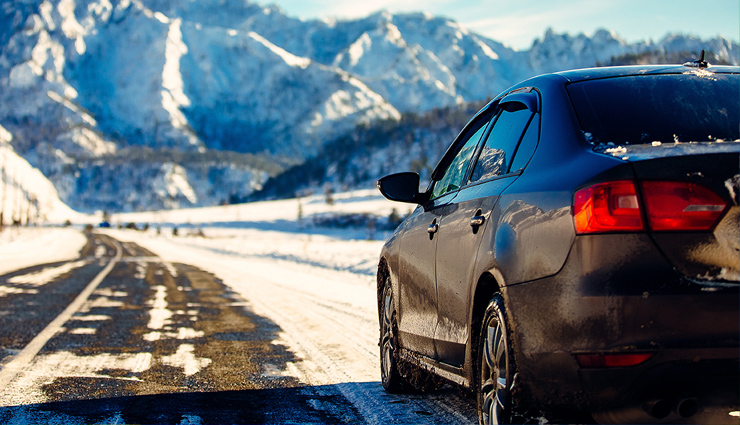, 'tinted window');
470,104,533,183
567,73,740,146
431,111,493,199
